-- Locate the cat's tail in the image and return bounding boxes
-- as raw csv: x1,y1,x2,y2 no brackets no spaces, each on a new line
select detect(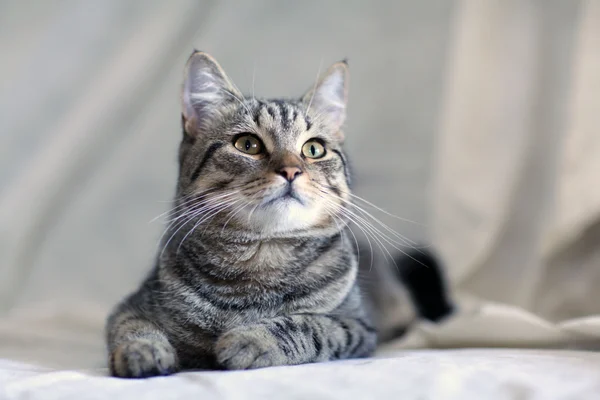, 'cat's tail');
394,248,454,323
